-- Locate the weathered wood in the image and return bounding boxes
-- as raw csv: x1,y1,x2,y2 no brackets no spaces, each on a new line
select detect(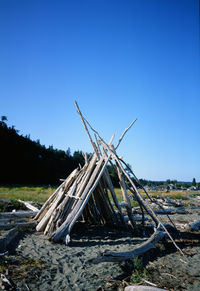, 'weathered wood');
0,218,28,224
89,226,165,263
35,168,79,221
18,200,39,212
44,181,78,235
0,221,36,230
36,187,64,232
97,139,184,255
0,211,37,218
36,168,80,232
51,151,112,243
115,118,137,150
124,286,166,291
116,163,138,232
